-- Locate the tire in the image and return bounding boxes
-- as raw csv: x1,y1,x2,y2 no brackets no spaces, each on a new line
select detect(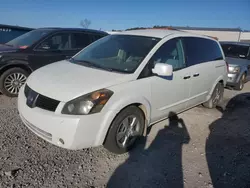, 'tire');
203,82,224,109
0,68,29,97
104,106,145,154
235,73,246,91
